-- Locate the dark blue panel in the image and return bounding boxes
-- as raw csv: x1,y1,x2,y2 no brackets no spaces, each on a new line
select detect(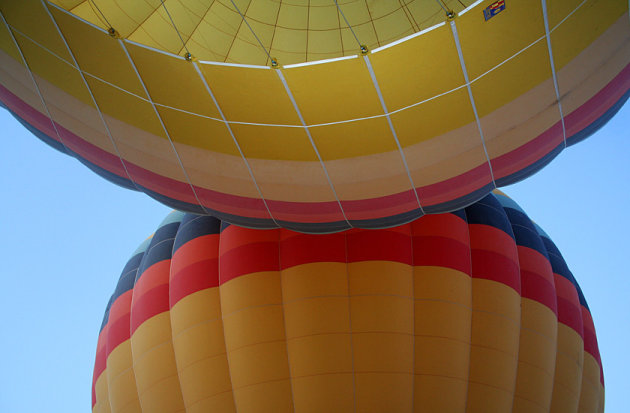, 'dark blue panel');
111,264,141,302
173,214,221,253
540,236,572,279
284,218,351,233
450,208,467,222
136,221,181,280
574,279,590,310
220,221,232,233
464,193,515,239
118,253,144,282
99,296,114,333
503,207,548,258
137,238,176,280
